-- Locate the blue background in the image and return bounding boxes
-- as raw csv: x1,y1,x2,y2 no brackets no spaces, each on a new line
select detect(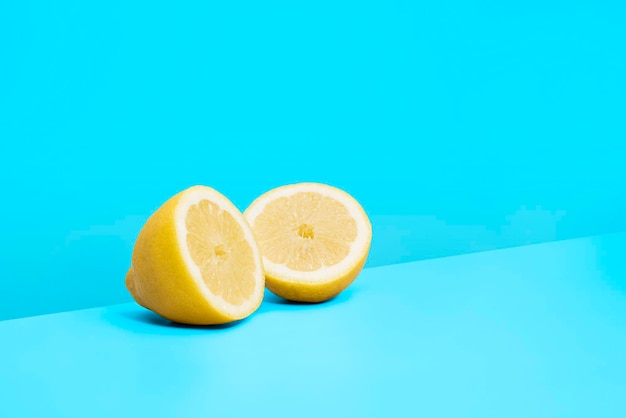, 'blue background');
1,0,625,321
